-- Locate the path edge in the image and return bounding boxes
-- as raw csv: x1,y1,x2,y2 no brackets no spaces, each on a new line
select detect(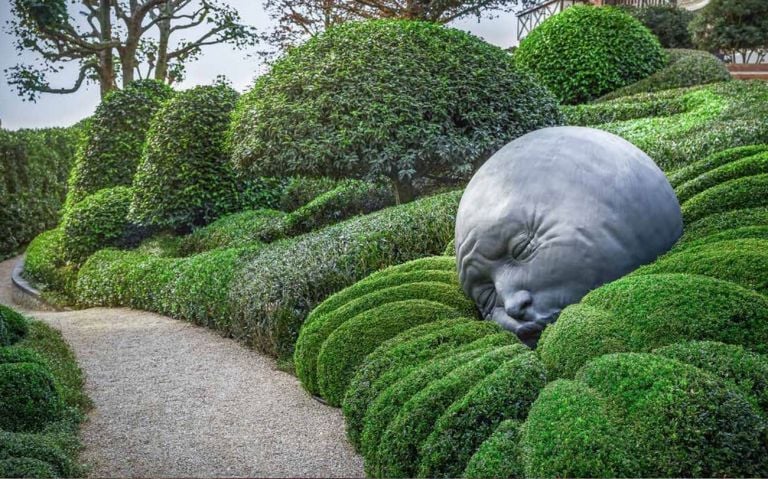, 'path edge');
11,256,61,311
